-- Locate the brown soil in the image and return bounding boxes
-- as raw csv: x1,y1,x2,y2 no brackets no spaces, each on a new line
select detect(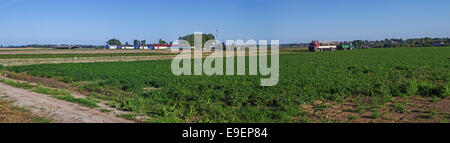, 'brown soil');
0,99,41,123
0,49,176,54
0,55,177,66
299,96,450,123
